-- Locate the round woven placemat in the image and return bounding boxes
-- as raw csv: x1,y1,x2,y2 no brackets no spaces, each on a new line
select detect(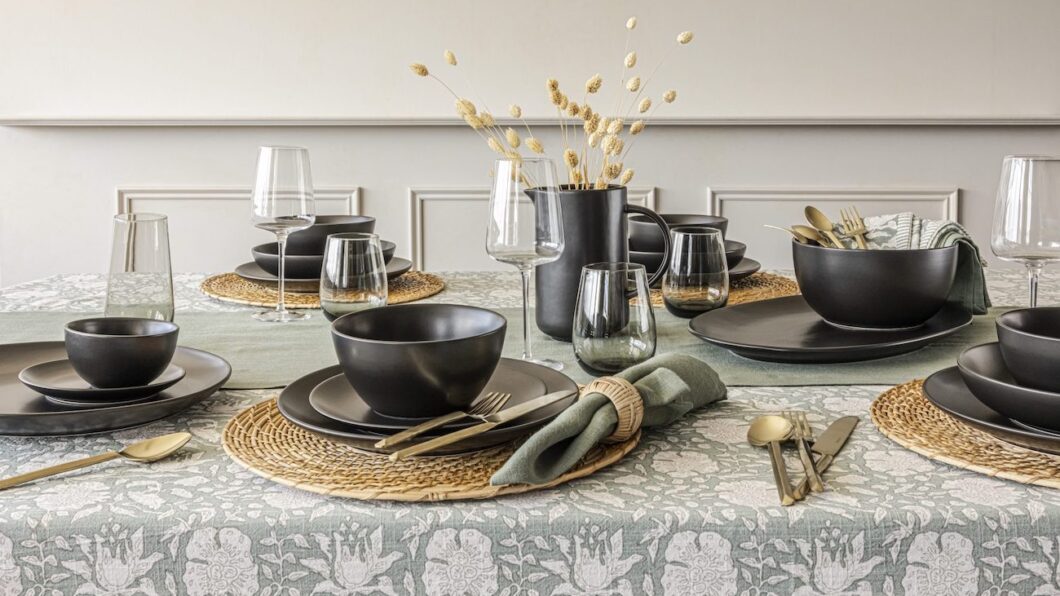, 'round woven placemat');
649,271,798,308
200,271,445,309
222,399,640,501
871,380,1060,488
